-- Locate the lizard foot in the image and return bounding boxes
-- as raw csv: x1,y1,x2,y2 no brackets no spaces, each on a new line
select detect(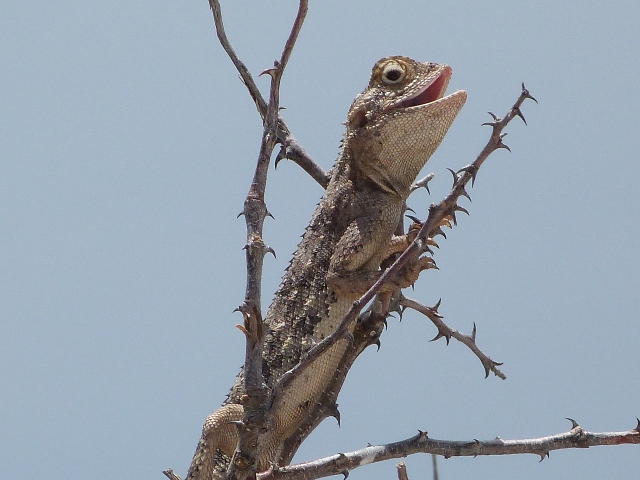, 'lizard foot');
393,255,437,290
